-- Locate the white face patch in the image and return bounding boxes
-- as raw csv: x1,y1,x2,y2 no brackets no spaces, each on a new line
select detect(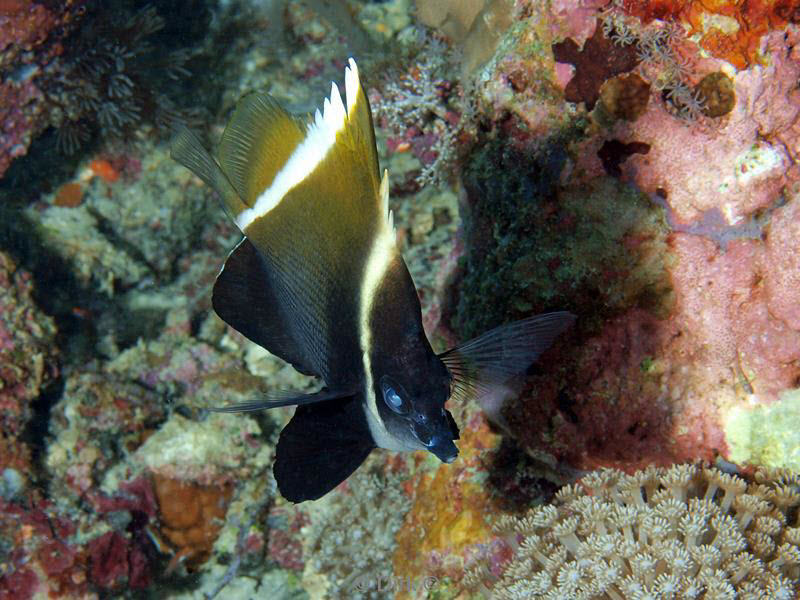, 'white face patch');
235,61,361,231
358,170,399,448
358,222,396,420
